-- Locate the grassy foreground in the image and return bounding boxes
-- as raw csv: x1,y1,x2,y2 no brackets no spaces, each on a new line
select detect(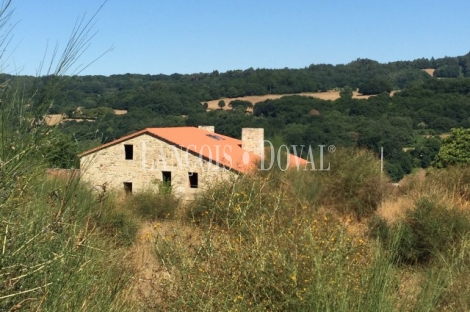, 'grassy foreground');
146,150,470,311
0,176,134,310
3,149,470,311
